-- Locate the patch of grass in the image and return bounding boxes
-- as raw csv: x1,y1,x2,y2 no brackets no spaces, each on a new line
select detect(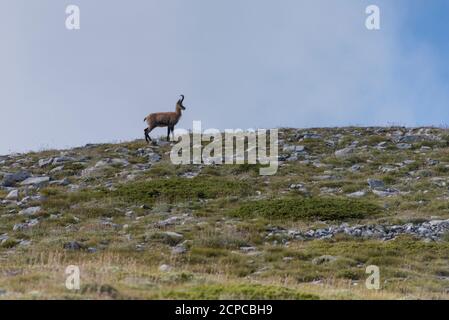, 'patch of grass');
114,177,252,204
231,197,381,221
41,187,105,210
159,283,319,300
1,238,19,248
